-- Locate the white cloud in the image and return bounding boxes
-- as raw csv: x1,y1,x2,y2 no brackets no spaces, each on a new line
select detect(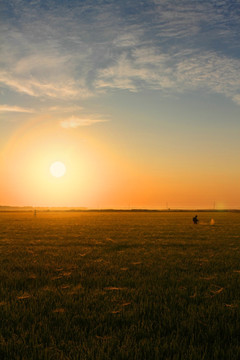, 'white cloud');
0,104,34,113
60,116,108,129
